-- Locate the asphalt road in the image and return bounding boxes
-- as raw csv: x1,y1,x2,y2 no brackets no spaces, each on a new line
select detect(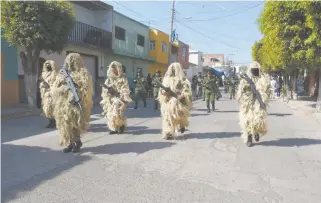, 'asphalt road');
2,93,321,203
